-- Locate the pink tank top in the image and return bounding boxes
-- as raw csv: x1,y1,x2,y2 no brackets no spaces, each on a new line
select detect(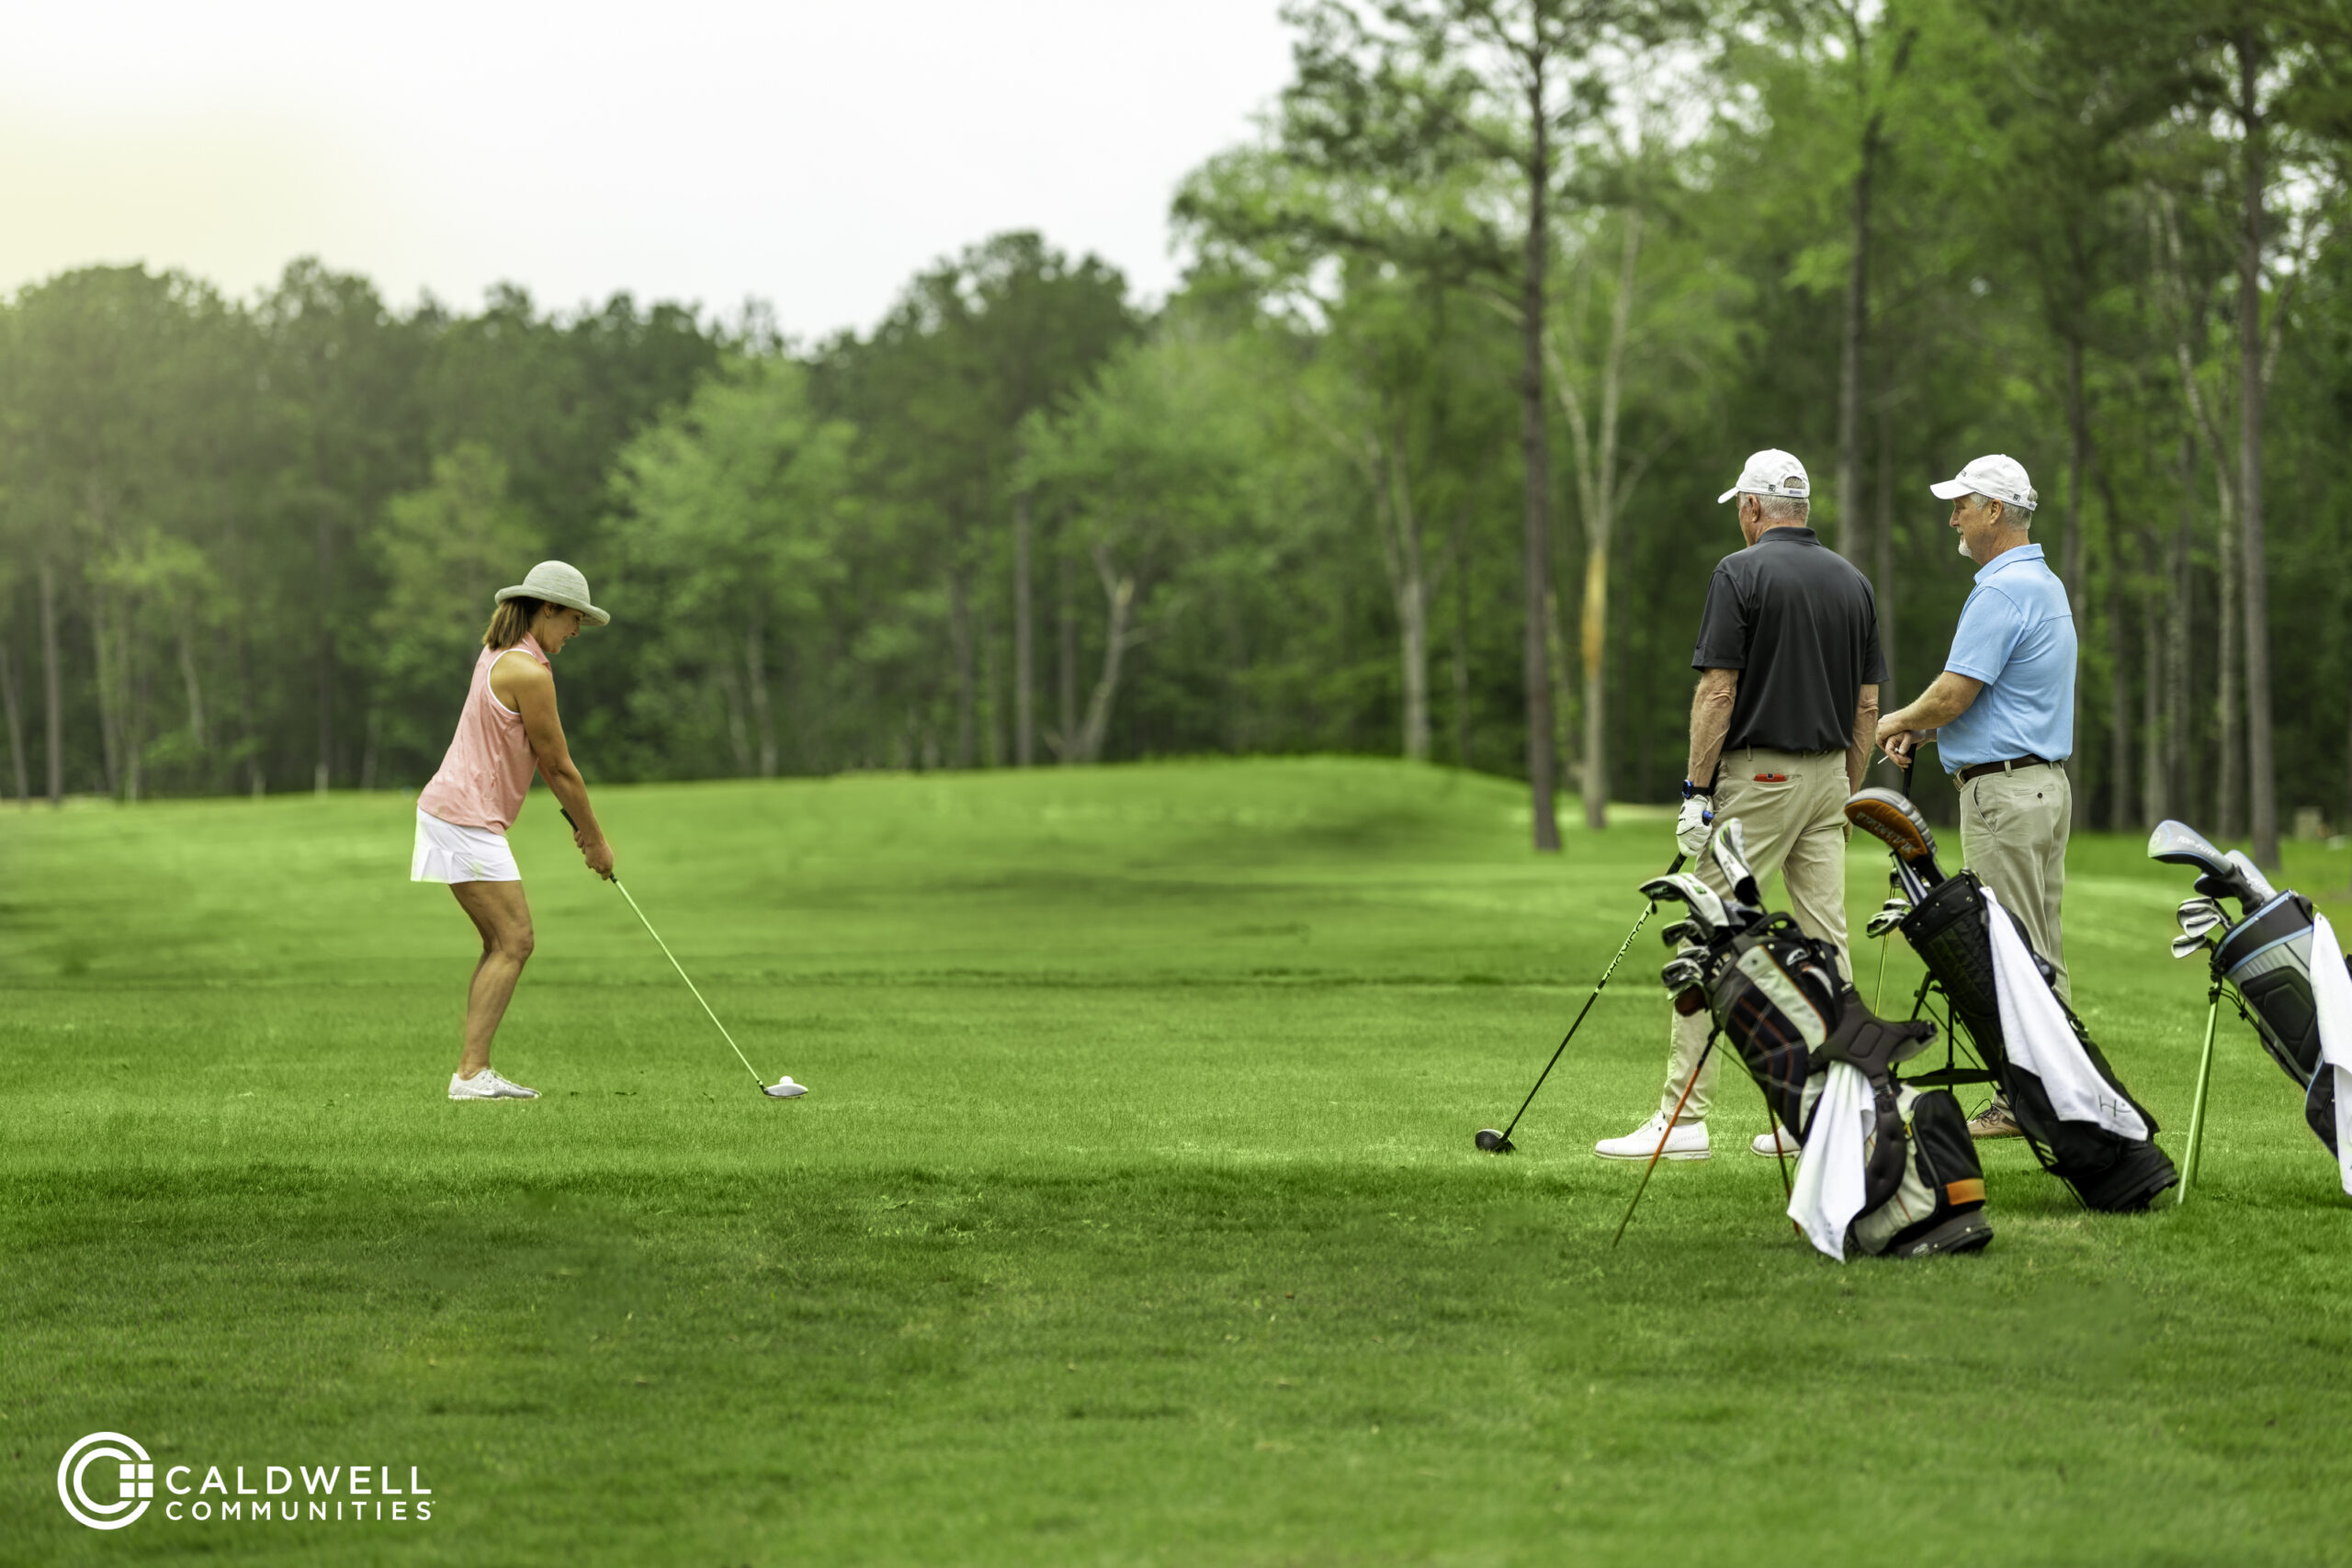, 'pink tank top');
416,637,550,832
